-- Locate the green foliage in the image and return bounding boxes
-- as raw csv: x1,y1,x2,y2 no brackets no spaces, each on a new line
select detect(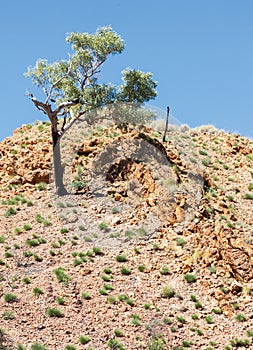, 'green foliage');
116,254,128,262
82,292,91,300
130,314,141,326
114,329,124,337
160,266,170,275
46,308,63,317
78,335,91,345
31,344,47,350
5,207,17,217
117,69,157,104
3,293,18,303
230,338,250,347
243,193,253,200
107,338,125,349
120,267,131,275
65,345,76,350
235,313,247,322
56,297,66,305
161,285,175,298
54,267,71,284
2,310,15,320
25,26,157,122
32,287,44,297
184,273,197,283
